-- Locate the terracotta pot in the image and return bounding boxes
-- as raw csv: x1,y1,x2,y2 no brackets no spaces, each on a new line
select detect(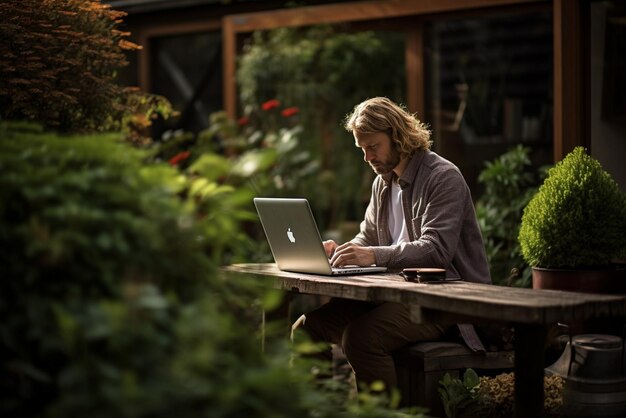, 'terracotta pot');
532,264,626,294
